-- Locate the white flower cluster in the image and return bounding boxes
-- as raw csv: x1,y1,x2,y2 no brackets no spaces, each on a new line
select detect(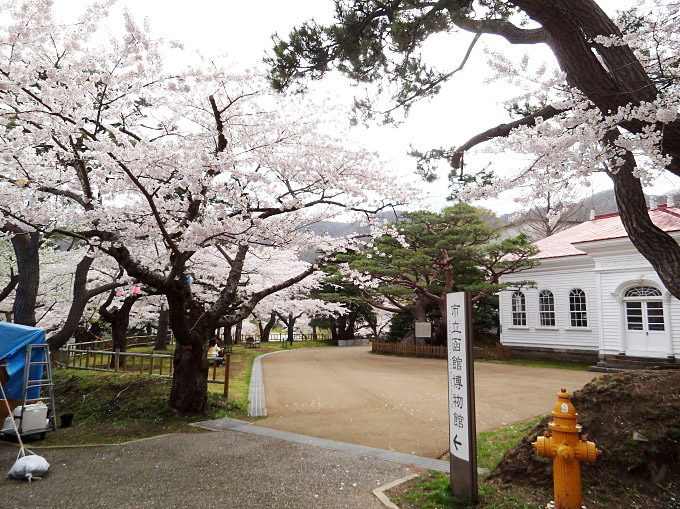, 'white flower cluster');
462,0,680,202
